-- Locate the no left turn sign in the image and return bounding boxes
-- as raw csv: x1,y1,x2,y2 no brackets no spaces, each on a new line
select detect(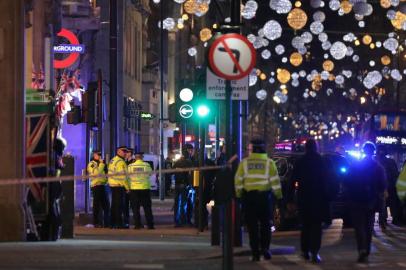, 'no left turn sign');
208,33,256,81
